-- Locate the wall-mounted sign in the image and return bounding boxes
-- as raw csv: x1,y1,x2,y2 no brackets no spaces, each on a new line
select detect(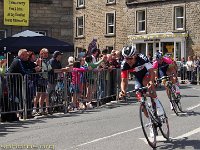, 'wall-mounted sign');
4,0,29,26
